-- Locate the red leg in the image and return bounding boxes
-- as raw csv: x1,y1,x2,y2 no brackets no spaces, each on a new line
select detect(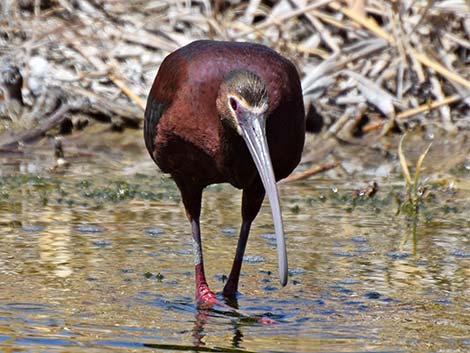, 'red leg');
191,218,217,305
177,181,217,305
